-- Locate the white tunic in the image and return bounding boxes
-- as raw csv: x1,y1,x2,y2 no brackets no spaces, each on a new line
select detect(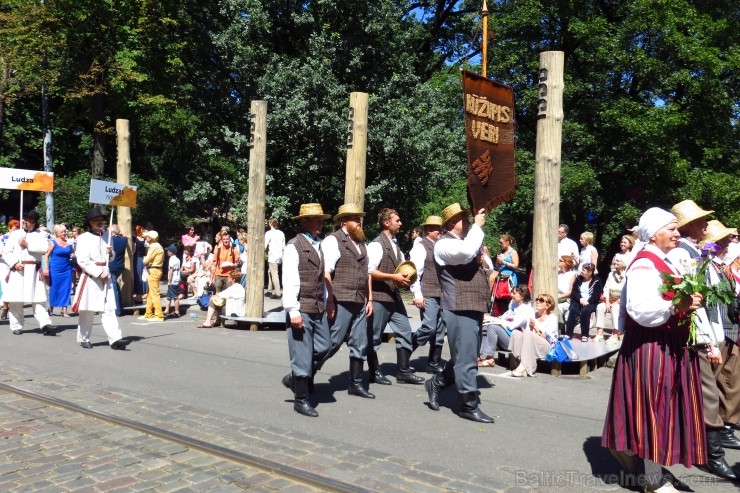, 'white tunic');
1,228,49,303
72,231,115,312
